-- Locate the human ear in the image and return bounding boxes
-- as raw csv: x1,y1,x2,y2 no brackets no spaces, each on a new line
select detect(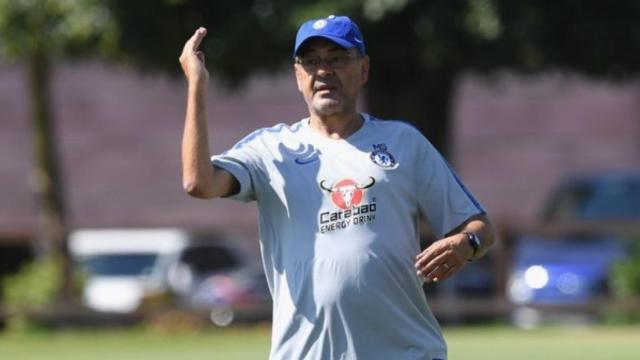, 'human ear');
294,64,304,93
361,55,370,85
